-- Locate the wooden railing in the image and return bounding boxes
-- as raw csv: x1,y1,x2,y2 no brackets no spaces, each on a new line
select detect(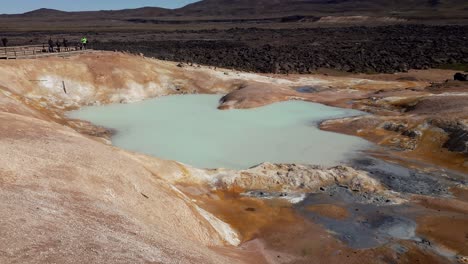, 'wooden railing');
1,44,90,59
